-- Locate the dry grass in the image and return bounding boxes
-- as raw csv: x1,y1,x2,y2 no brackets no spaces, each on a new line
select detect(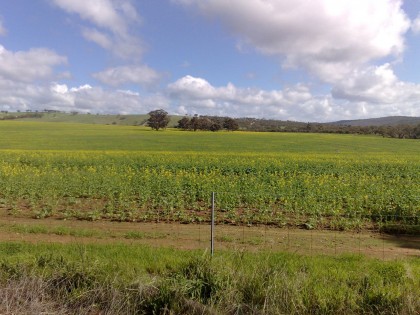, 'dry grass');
0,276,69,315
